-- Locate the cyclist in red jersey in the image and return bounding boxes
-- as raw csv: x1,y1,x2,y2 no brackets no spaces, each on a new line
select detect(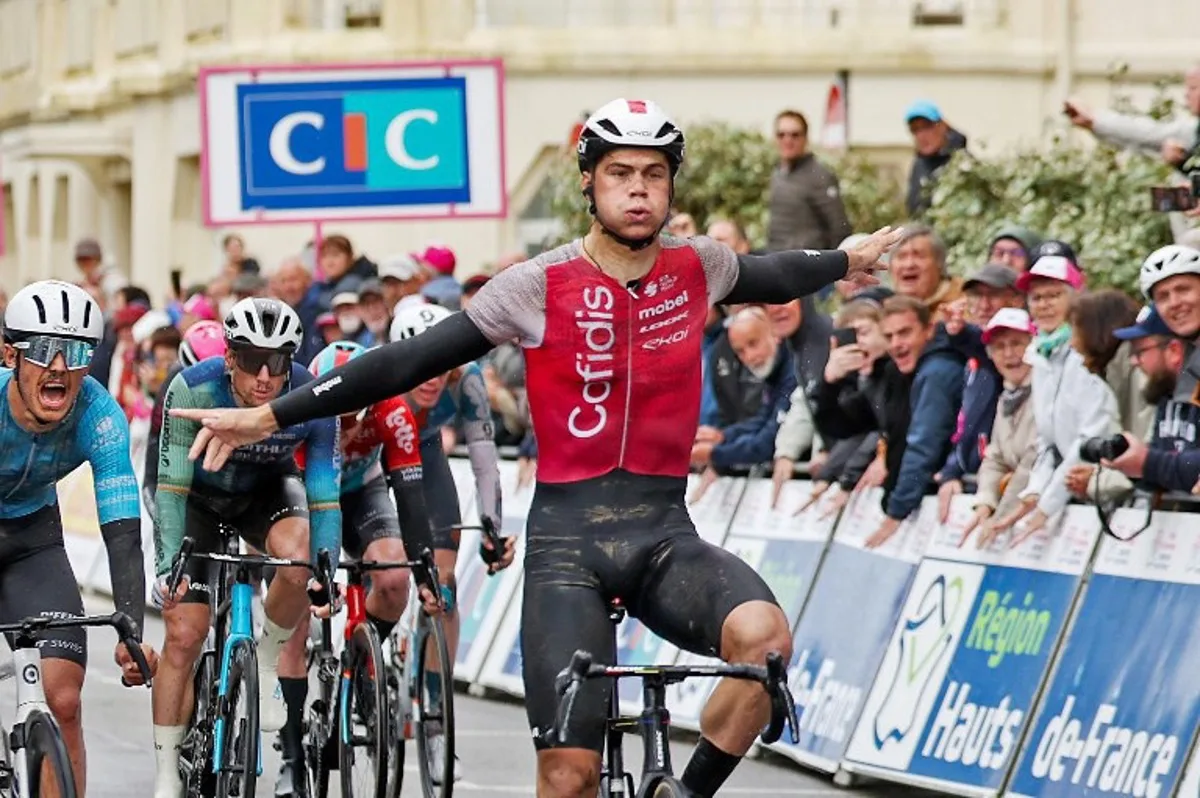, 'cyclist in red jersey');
173,98,901,798
278,341,441,794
